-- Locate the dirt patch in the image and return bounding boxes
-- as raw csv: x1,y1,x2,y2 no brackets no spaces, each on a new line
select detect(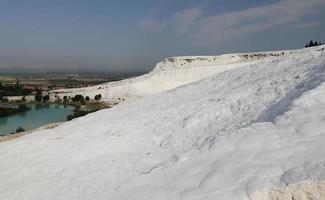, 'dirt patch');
251,180,325,200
